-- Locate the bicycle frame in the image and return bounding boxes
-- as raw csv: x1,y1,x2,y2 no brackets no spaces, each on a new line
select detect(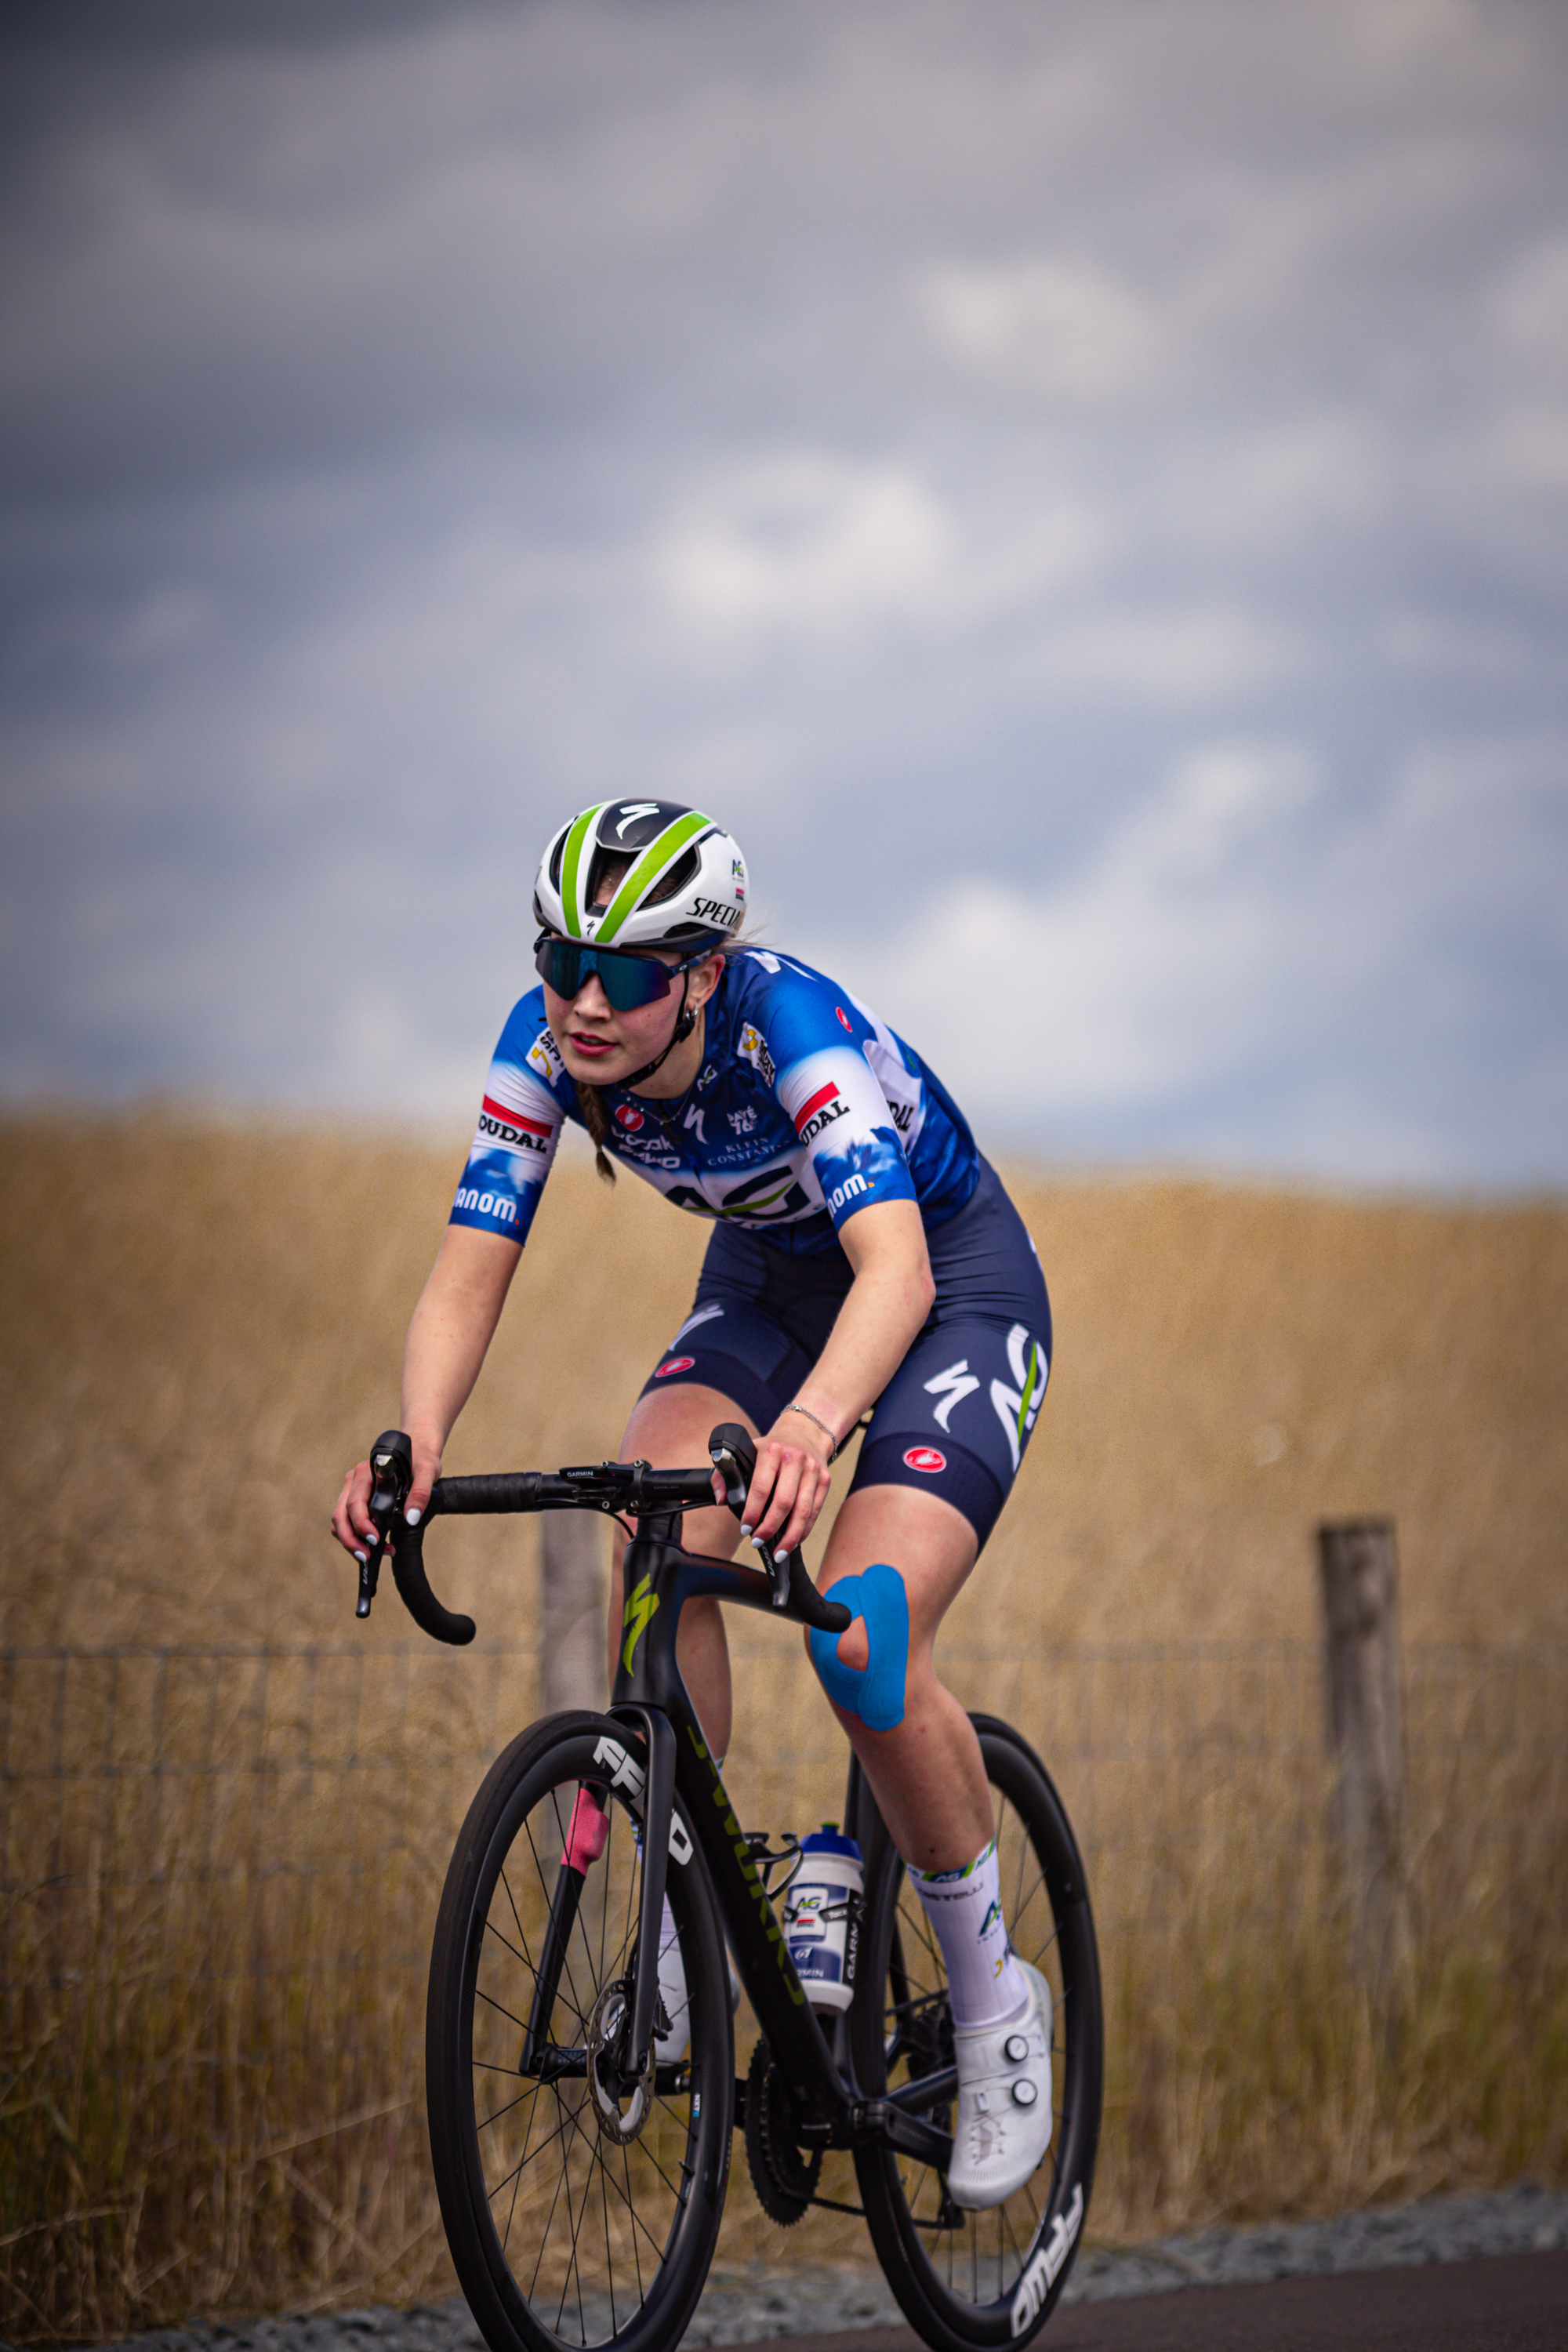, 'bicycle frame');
562,1505,956,2168
358,1428,958,2169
